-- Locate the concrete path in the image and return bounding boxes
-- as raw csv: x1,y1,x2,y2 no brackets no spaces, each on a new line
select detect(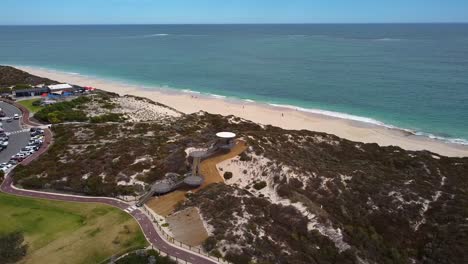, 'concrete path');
0,99,217,264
